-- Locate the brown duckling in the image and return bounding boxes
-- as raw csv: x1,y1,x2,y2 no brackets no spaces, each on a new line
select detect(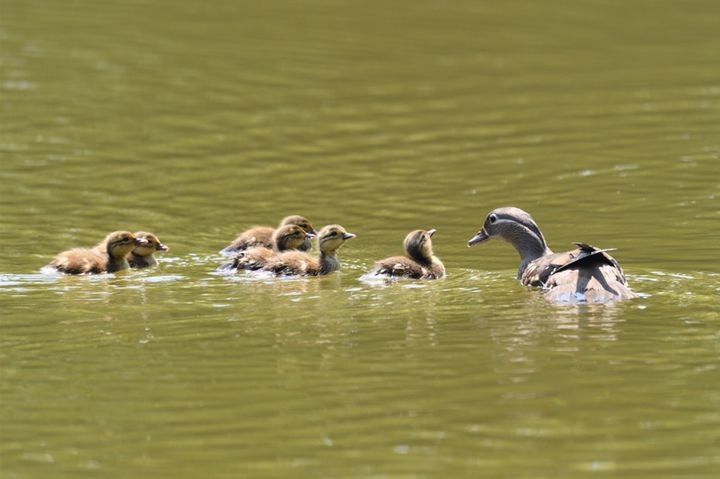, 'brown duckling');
220,215,316,254
217,225,316,272
48,231,141,274
128,231,169,268
467,207,637,302
370,229,445,279
263,224,355,276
